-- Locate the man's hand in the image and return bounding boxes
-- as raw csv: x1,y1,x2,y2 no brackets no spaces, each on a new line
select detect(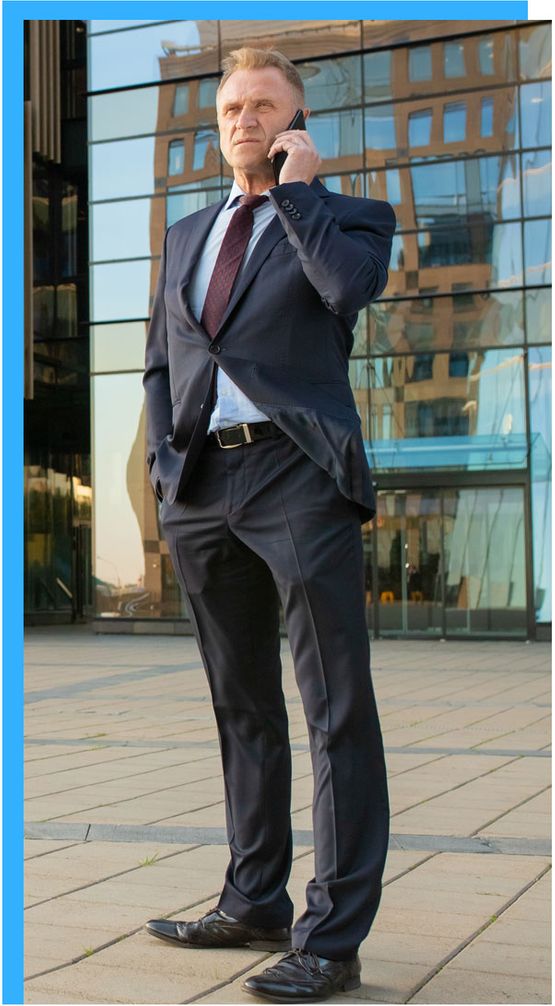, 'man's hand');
267,129,322,186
